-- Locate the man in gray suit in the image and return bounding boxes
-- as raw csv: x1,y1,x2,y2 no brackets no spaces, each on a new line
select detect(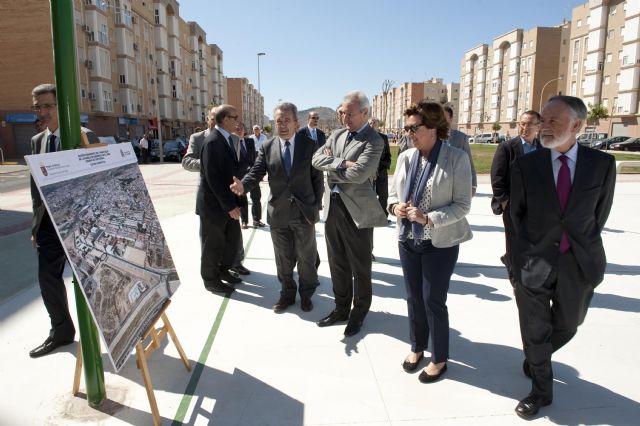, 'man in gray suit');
28,84,97,358
231,102,323,313
444,106,477,195
182,107,250,277
312,91,388,336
